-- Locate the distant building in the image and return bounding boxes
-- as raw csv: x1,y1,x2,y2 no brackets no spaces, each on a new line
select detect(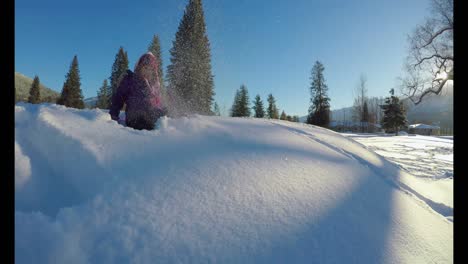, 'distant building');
408,124,440,136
